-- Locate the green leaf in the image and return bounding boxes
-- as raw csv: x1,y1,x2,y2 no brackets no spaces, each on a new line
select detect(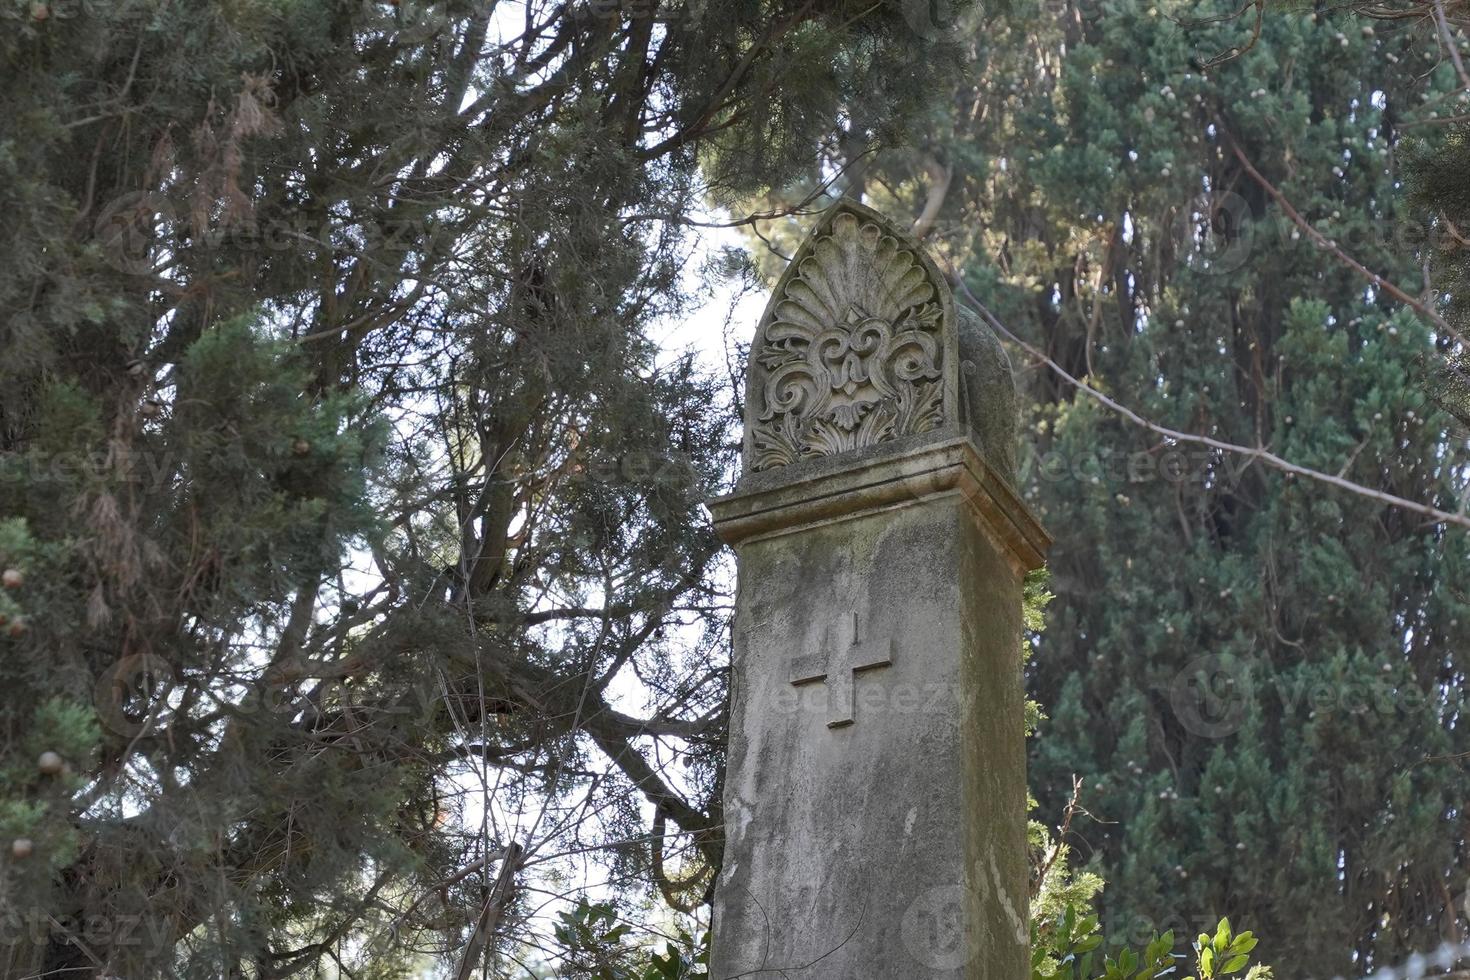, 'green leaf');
1221,954,1250,974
